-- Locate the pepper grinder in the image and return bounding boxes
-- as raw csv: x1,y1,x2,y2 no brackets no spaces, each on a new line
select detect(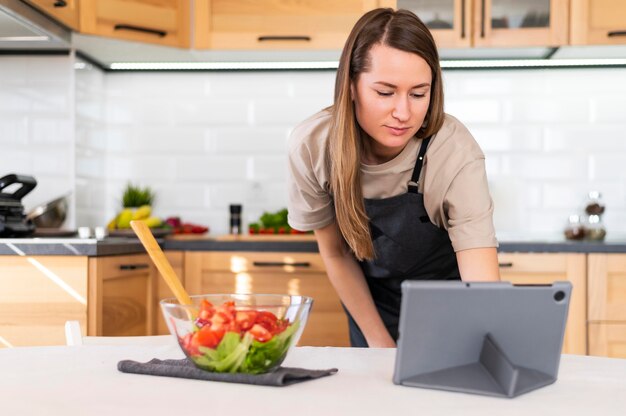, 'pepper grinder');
229,204,242,235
